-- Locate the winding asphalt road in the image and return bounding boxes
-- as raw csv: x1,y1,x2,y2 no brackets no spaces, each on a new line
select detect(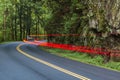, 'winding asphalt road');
0,42,120,80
